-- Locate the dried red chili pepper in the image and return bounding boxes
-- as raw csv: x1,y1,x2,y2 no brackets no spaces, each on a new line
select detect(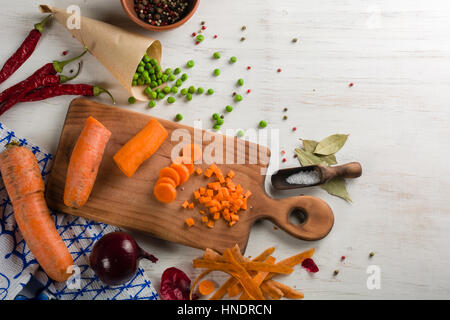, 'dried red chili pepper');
0,63,82,116
0,15,53,85
0,49,87,105
19,83,115,104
